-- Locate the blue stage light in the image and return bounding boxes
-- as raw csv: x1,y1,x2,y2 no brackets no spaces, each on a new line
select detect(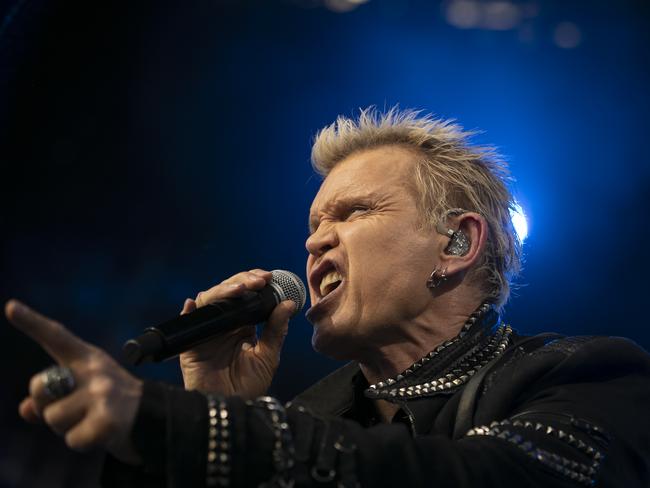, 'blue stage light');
510,202,528,243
